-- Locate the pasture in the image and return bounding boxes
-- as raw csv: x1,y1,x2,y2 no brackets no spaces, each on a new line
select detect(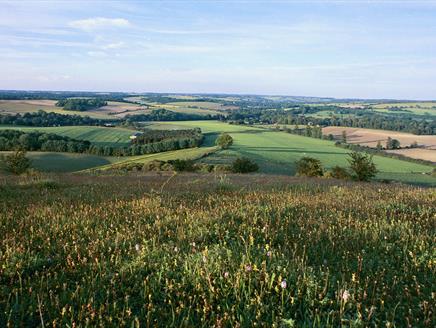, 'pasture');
0,174,434,326
0,125,137,147
147,121,436,185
